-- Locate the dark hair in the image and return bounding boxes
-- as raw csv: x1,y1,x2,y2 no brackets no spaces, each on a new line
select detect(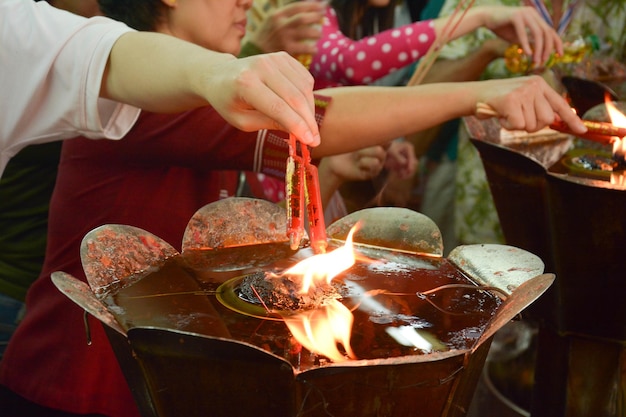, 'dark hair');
330,0,398,39
97,0,167,31
406,0,429,22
